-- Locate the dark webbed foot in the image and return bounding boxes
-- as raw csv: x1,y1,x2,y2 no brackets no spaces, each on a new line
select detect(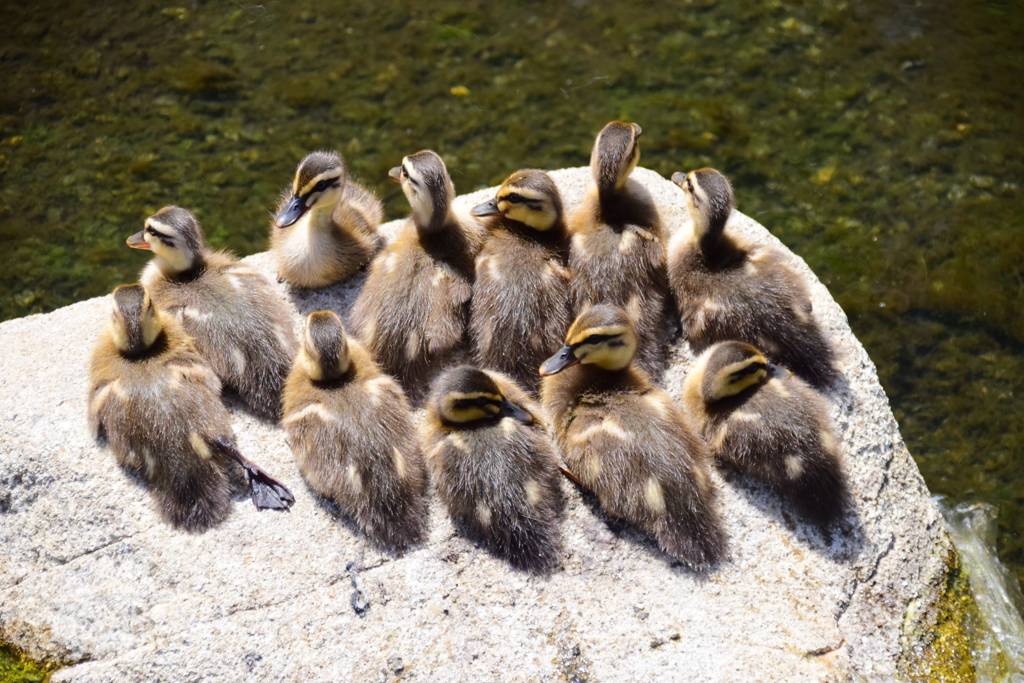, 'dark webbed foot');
215,436,295,510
